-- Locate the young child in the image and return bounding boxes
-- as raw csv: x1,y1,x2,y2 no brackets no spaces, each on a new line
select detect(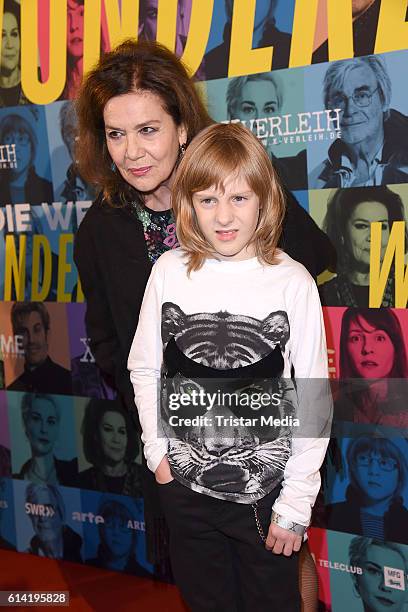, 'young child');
128,123,331,611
